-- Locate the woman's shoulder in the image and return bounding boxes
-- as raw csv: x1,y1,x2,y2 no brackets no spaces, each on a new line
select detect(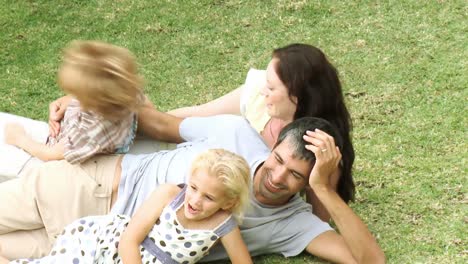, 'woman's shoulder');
244,68,266,90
